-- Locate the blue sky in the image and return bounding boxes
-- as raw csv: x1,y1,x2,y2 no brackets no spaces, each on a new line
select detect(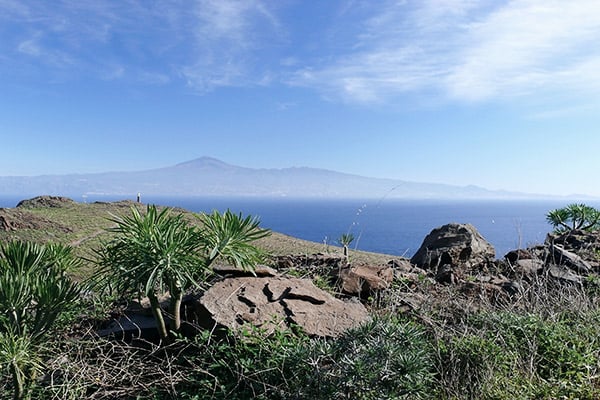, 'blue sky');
1,0,600,196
